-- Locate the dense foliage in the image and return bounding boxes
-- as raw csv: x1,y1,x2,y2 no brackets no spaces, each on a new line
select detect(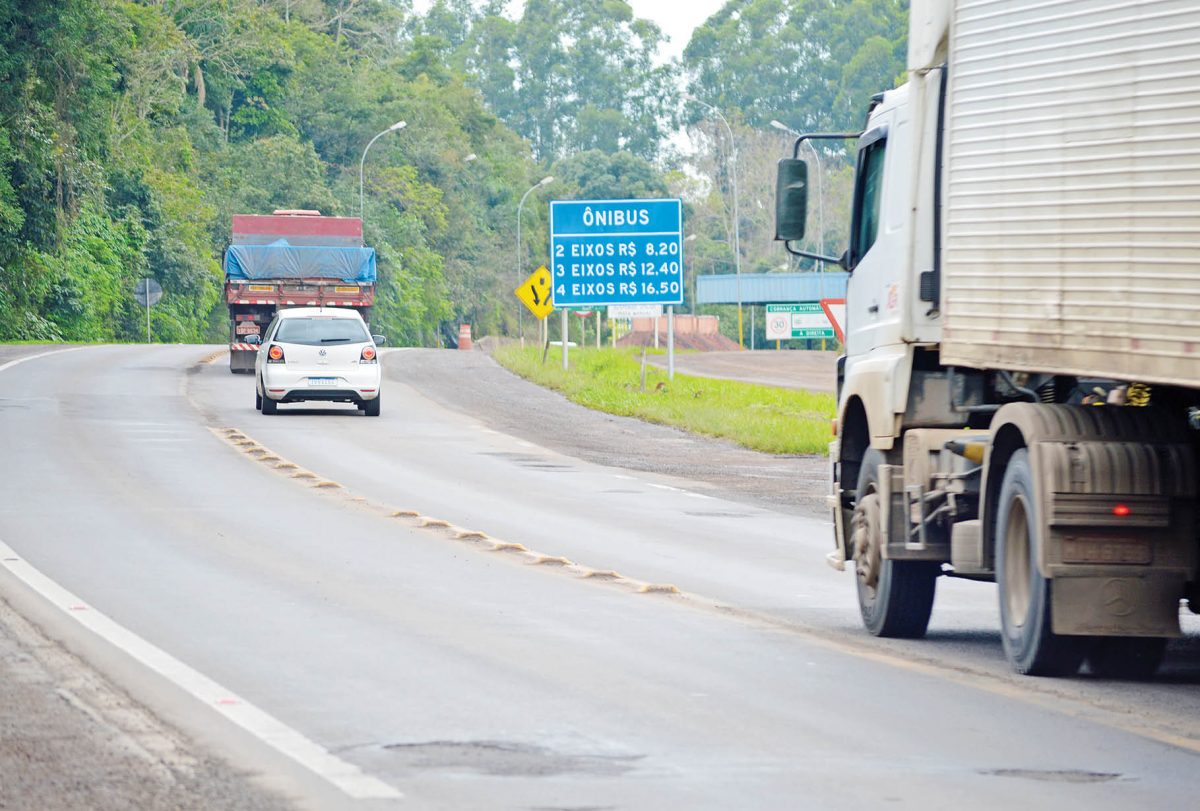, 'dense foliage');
0,0,907,345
